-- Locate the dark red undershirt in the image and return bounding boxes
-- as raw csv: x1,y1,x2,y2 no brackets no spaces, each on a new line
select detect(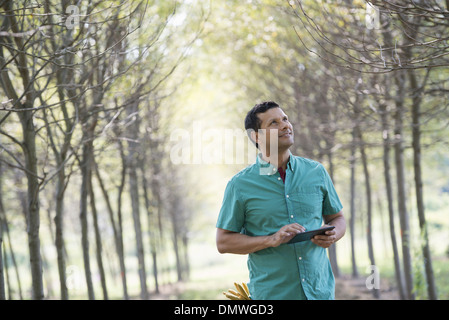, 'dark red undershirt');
278,167,286,183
